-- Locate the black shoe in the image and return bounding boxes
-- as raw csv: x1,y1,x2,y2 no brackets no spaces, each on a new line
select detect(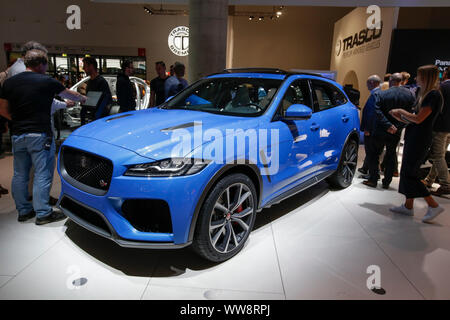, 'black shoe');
35,210,67,225
382,183,390,189
49,196,59,206
359,173,370,179
363,180,377,188
18,210,36,222
358,168,368,175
